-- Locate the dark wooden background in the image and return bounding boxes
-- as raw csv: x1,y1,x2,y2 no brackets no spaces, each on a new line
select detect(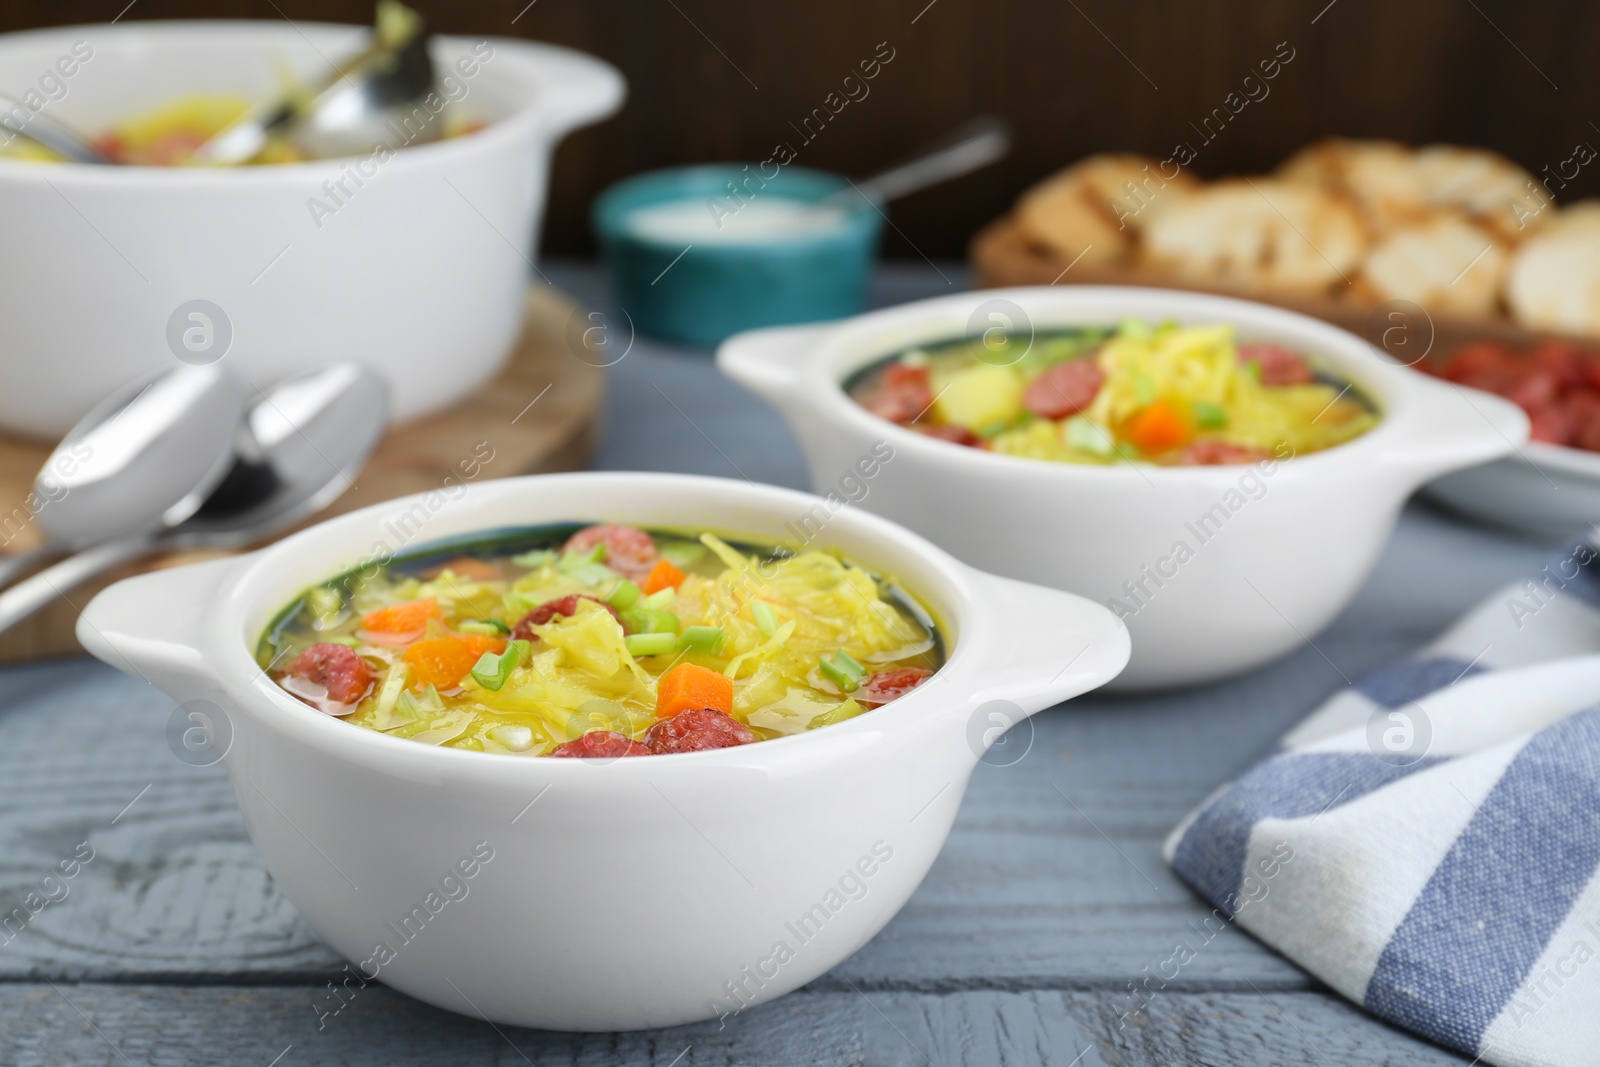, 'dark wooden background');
7,0,1599,257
